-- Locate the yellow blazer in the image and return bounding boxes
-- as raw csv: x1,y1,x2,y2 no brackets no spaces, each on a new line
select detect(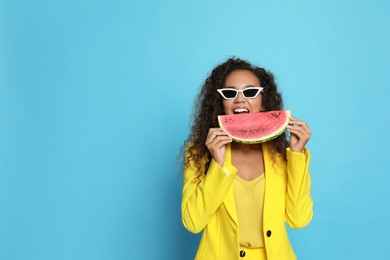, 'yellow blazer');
181,143,313,260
